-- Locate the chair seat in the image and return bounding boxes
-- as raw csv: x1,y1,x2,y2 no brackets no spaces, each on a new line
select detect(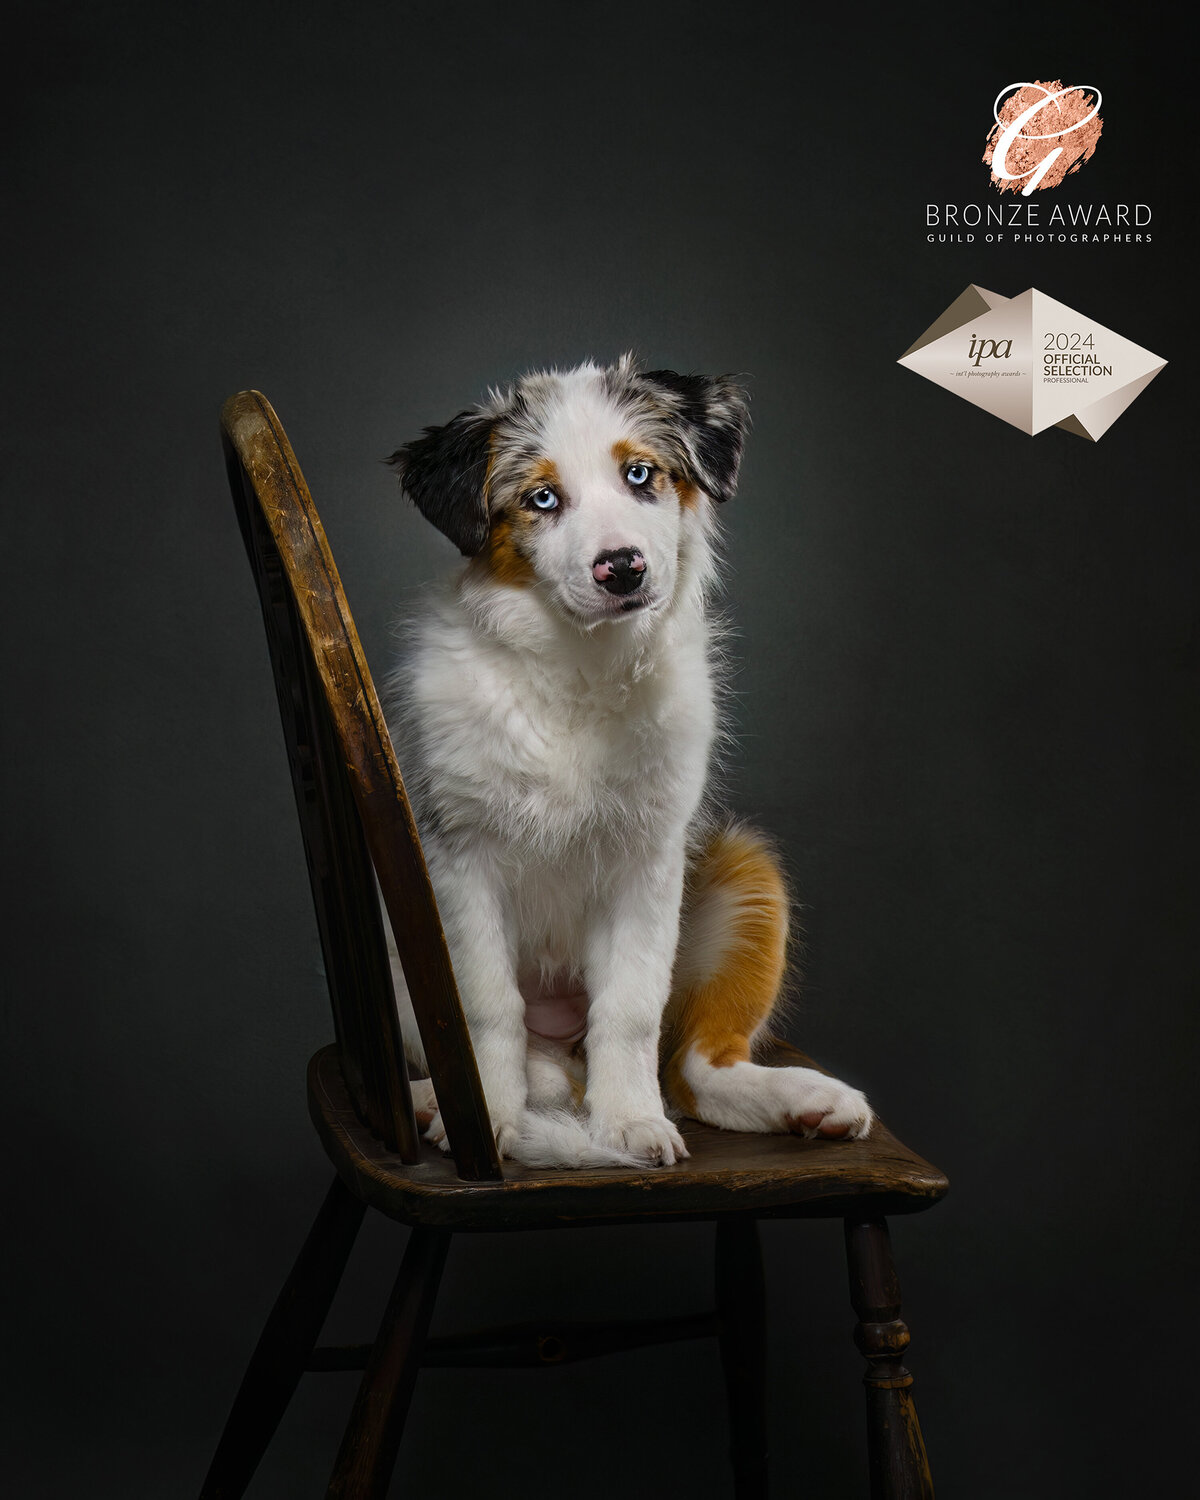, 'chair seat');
308,1041,948,1231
